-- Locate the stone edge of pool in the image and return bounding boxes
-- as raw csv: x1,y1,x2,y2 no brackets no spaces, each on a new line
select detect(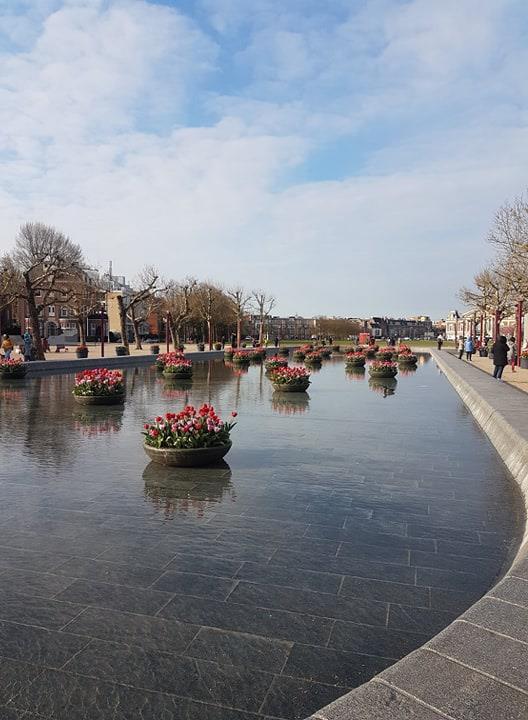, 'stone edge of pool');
308,349,528,720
